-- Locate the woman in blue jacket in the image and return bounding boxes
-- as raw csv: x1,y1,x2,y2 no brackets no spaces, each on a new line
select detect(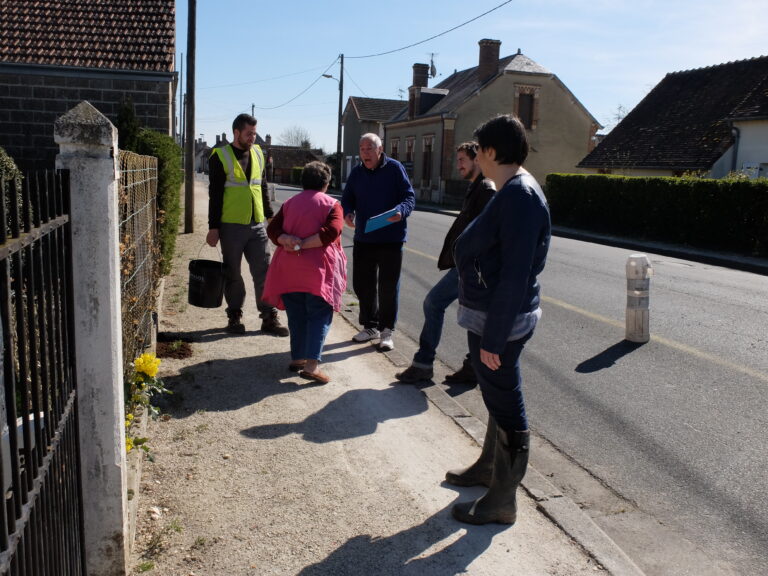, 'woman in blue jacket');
448,115,551,525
